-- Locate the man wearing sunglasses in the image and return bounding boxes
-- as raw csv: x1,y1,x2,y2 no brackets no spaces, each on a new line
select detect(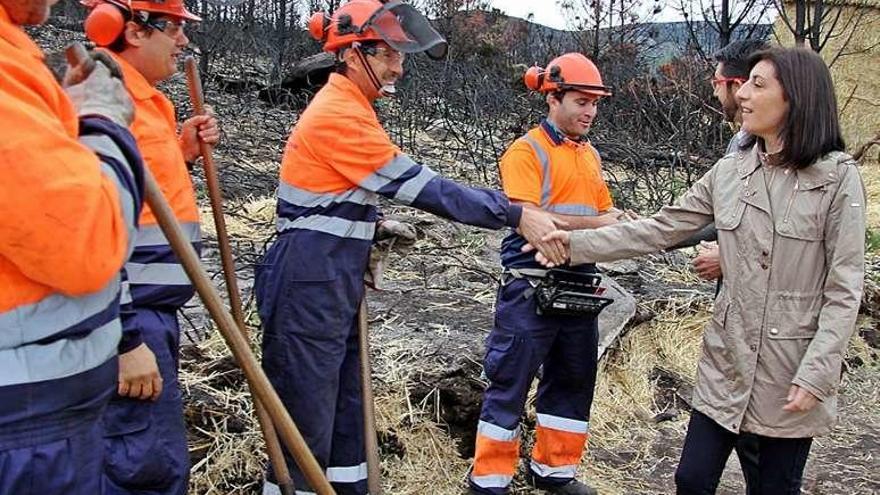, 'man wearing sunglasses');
79,1,219,494
687,39,770,282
